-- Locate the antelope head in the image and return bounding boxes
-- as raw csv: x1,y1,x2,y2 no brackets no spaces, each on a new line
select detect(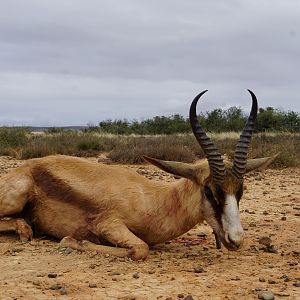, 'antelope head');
144,90,277,251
